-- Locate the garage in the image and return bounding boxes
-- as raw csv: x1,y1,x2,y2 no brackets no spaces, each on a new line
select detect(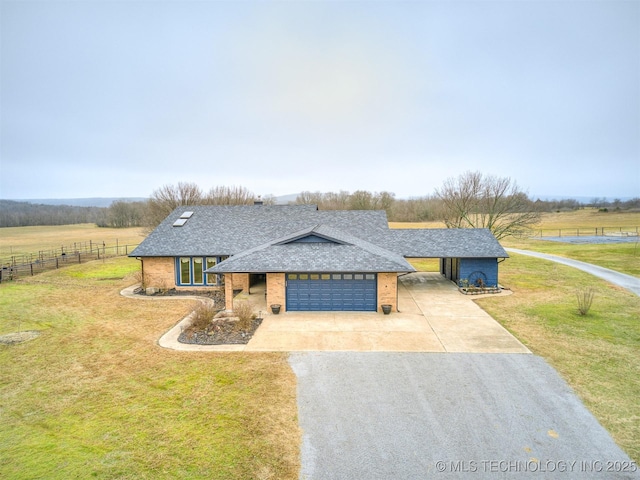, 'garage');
286,273,377,311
